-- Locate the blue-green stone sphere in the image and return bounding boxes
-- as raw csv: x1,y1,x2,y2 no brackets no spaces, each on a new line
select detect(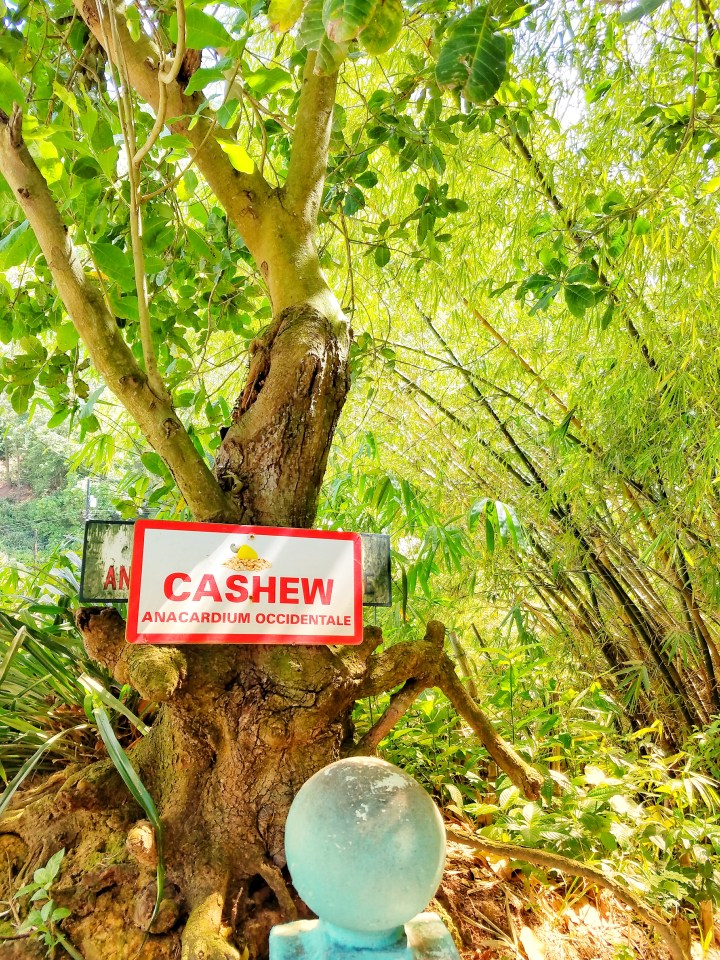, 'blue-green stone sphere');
285,757,446,932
